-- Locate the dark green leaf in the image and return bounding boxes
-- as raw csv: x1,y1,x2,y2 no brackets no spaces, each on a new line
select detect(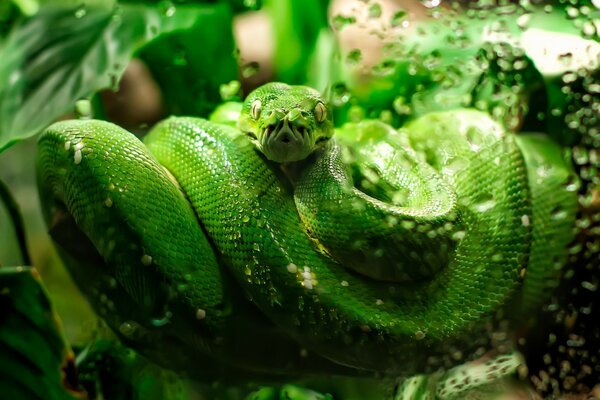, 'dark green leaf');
0,266,82,400
138,2,237,116
0,3,213,152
